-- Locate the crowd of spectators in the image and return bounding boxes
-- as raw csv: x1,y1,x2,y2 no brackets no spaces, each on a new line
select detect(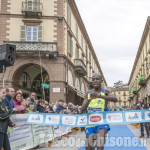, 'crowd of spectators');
0,87,84,150
2,87,82,115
